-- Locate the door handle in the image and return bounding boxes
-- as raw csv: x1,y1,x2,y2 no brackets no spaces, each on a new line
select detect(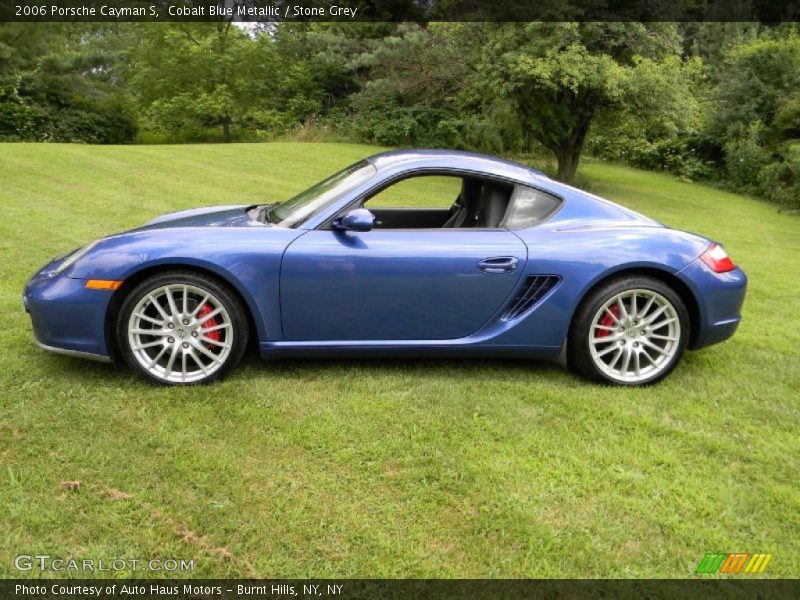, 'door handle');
477,256,518,273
